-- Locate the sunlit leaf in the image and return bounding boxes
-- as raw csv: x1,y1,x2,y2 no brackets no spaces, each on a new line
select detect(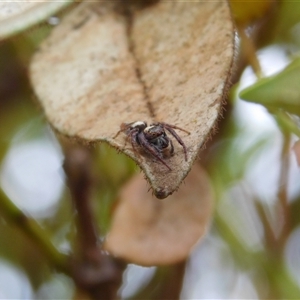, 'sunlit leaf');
0,0,74,41
239,58,300,115
30,0,235,198
104,164,213,266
